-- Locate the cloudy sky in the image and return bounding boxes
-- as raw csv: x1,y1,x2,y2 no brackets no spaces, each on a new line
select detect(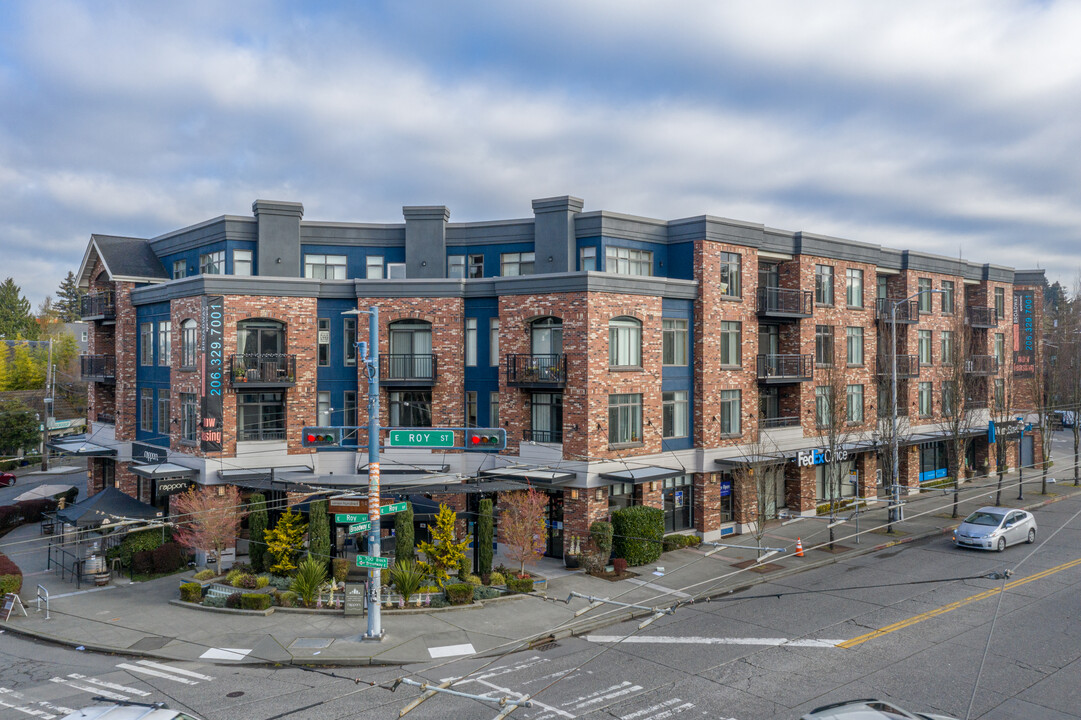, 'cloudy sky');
1,0,1079,308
